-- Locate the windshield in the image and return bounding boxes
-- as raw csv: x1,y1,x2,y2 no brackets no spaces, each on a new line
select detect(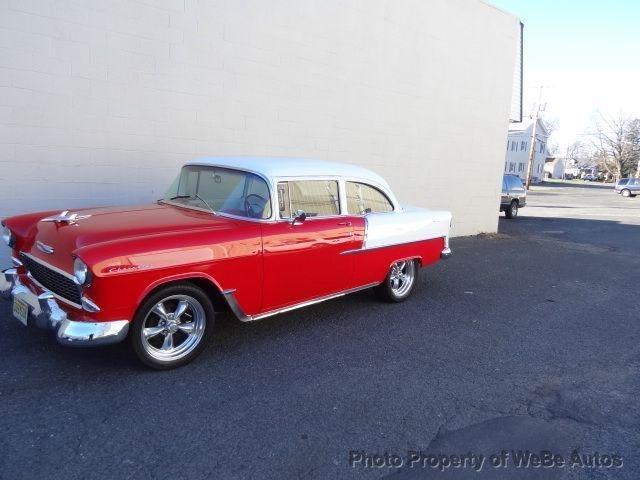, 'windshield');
163,166,272,219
